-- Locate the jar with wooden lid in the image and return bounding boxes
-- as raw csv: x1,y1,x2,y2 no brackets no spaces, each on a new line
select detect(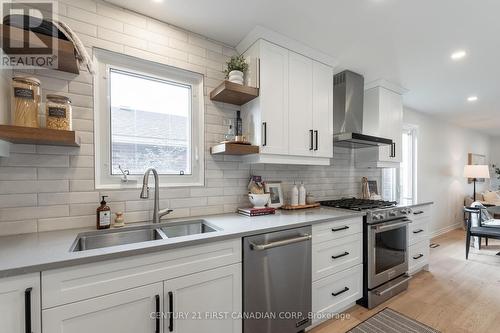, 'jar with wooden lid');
11,76,41,128
46,94,72,131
